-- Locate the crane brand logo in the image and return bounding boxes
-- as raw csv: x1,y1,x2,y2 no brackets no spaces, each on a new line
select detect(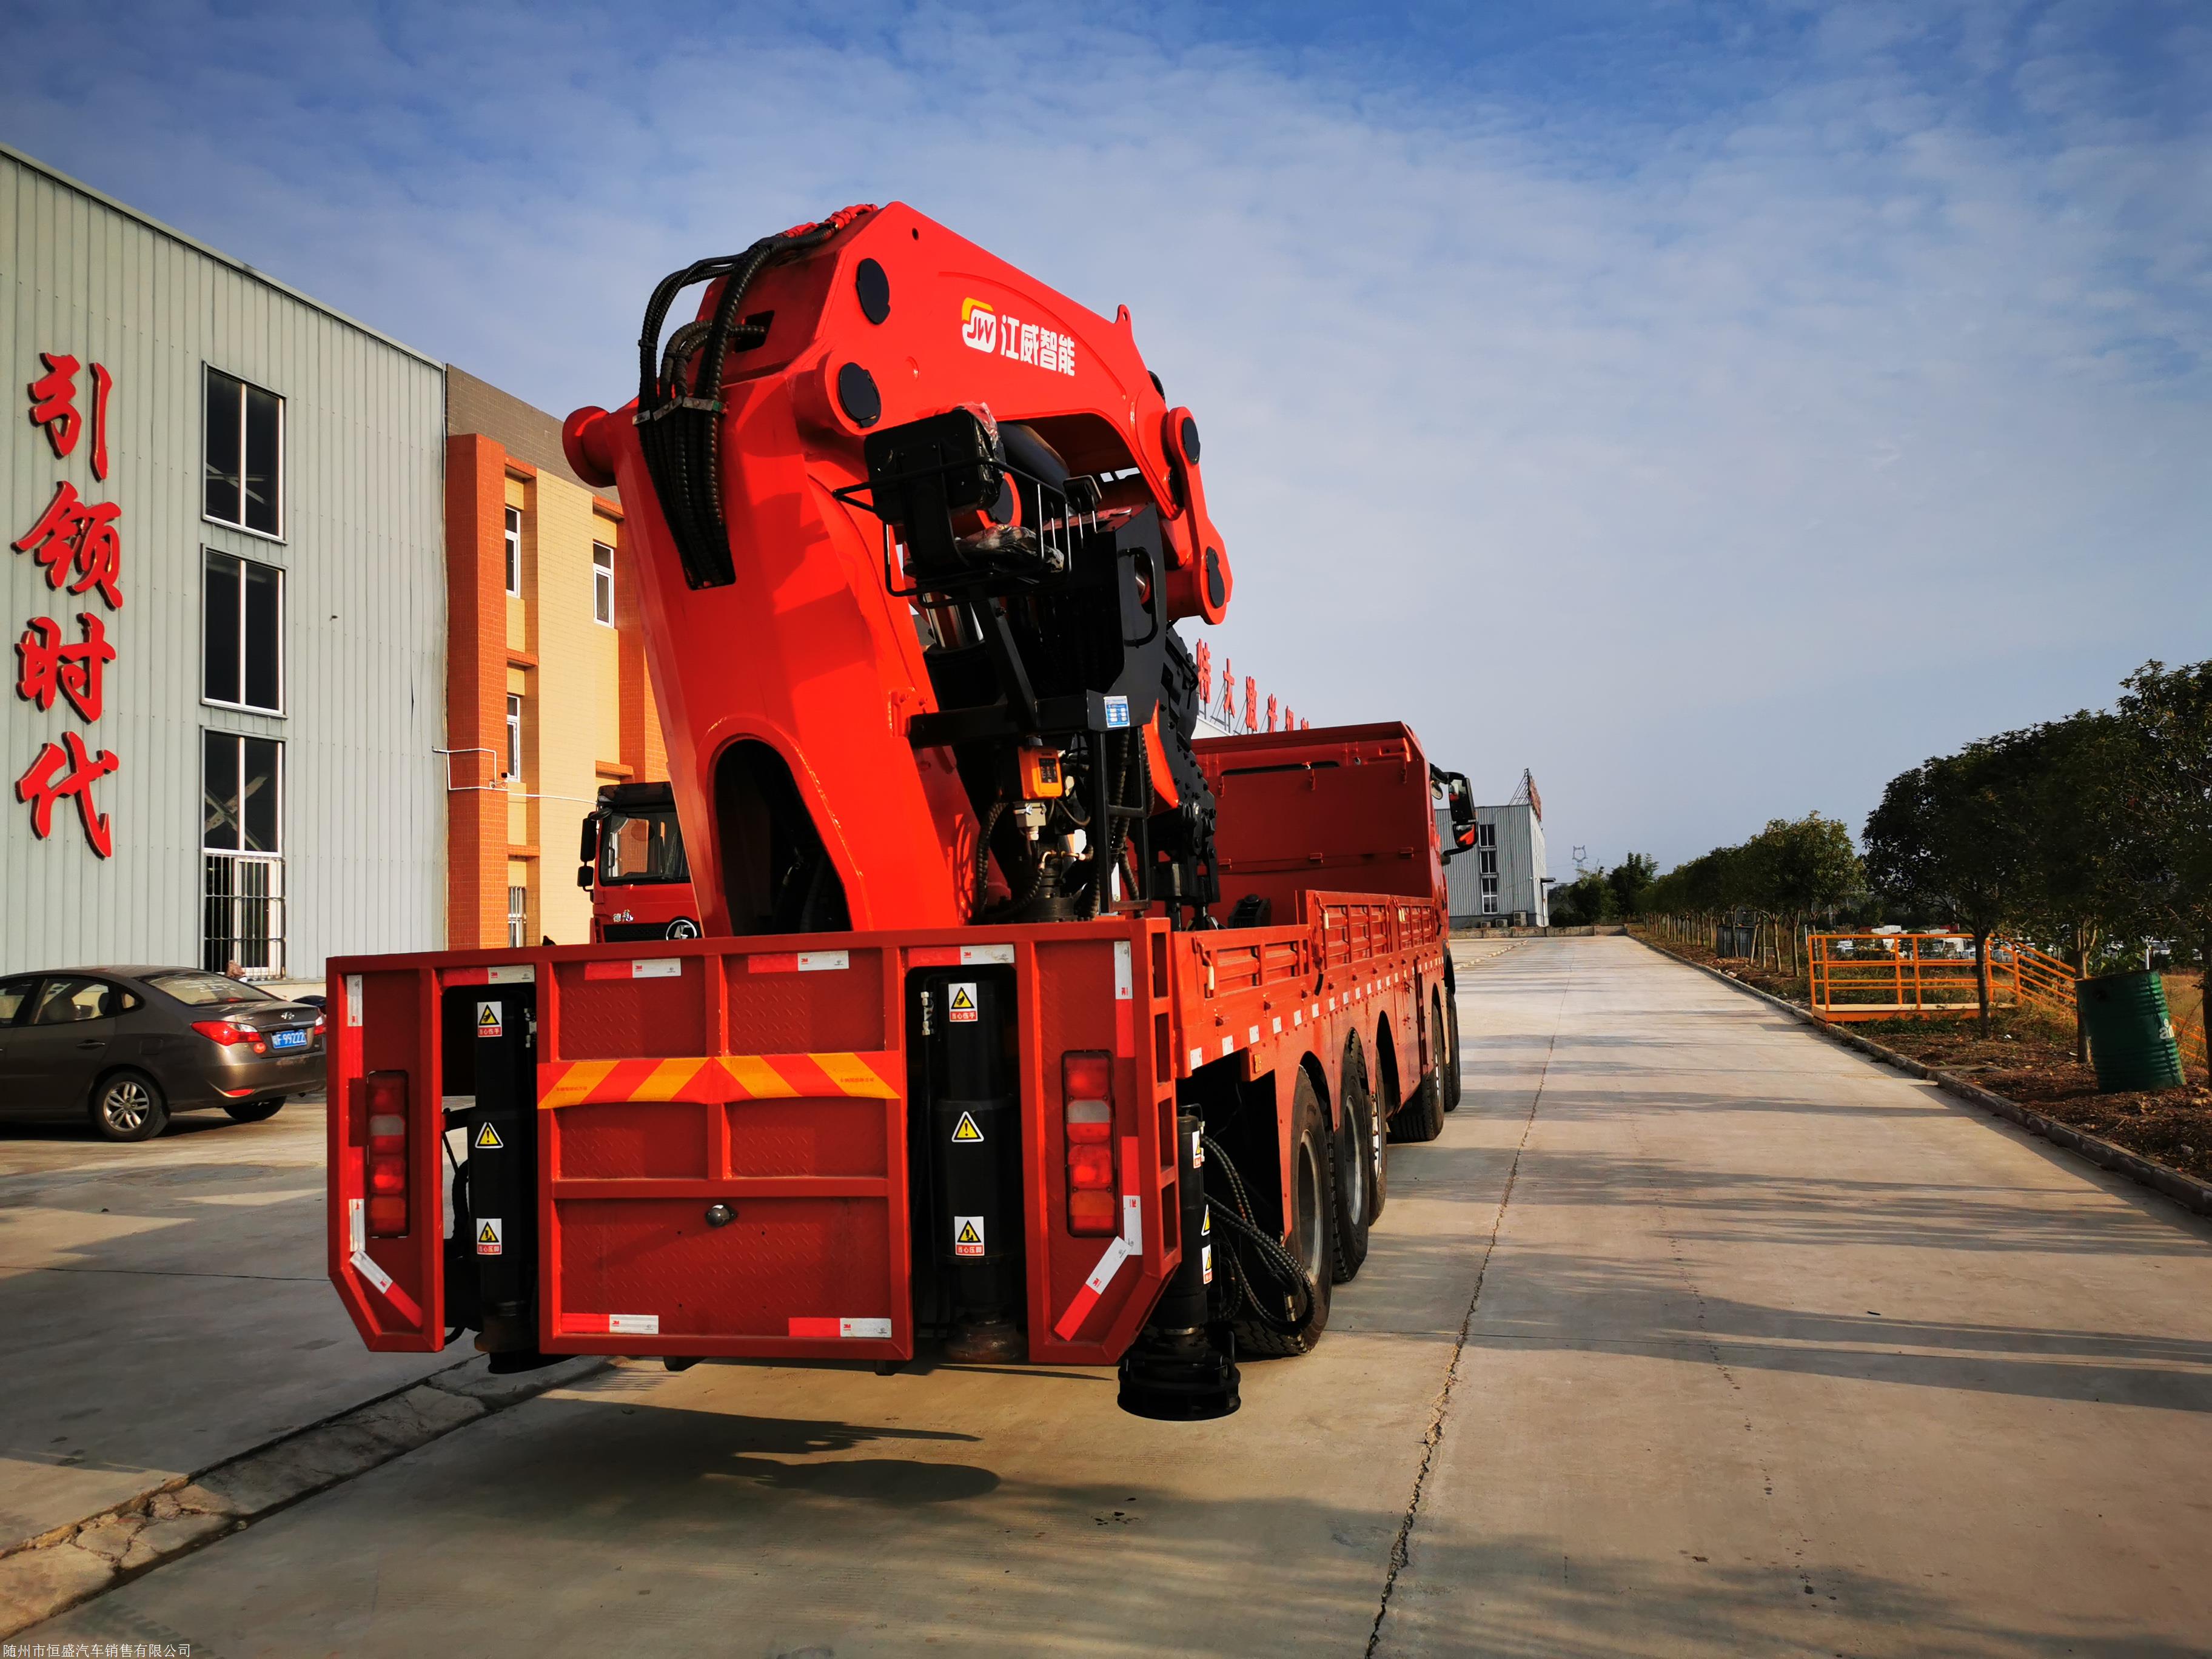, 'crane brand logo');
960,298,998,353
959,297,1078,377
